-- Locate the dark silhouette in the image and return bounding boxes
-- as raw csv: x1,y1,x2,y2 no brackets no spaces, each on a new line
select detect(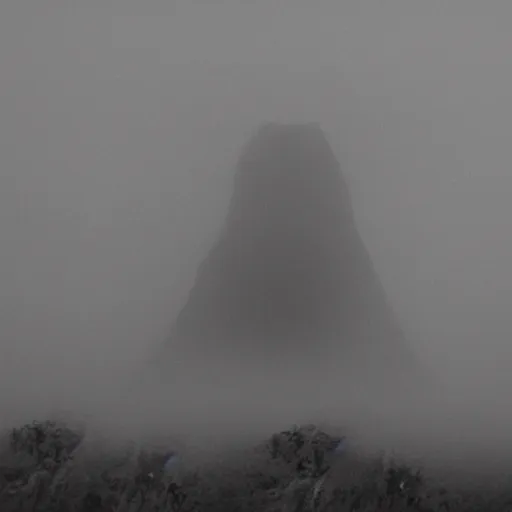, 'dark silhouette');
156,123,421,397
